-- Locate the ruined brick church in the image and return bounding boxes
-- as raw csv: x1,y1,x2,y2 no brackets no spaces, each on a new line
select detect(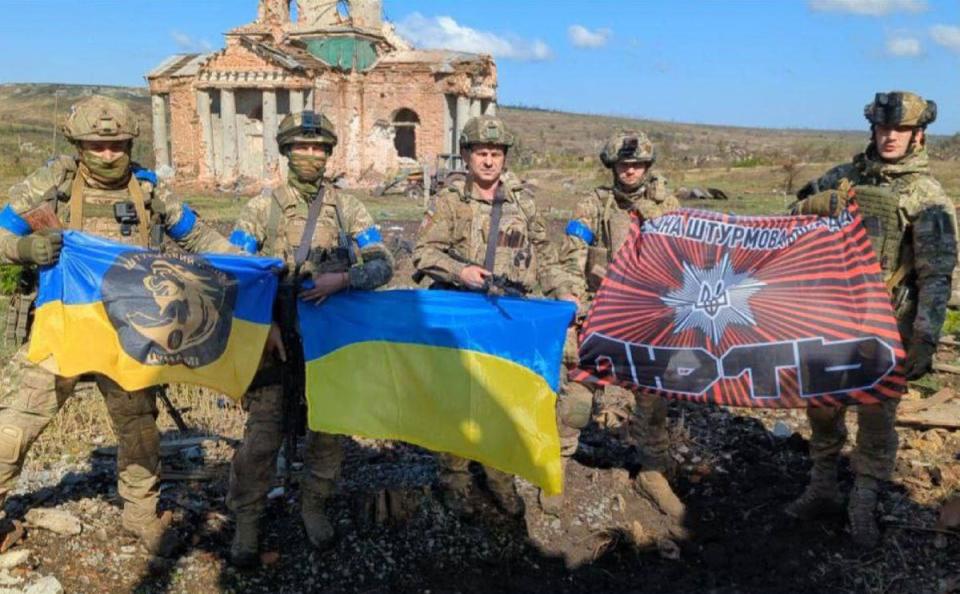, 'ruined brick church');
146,0,497,187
